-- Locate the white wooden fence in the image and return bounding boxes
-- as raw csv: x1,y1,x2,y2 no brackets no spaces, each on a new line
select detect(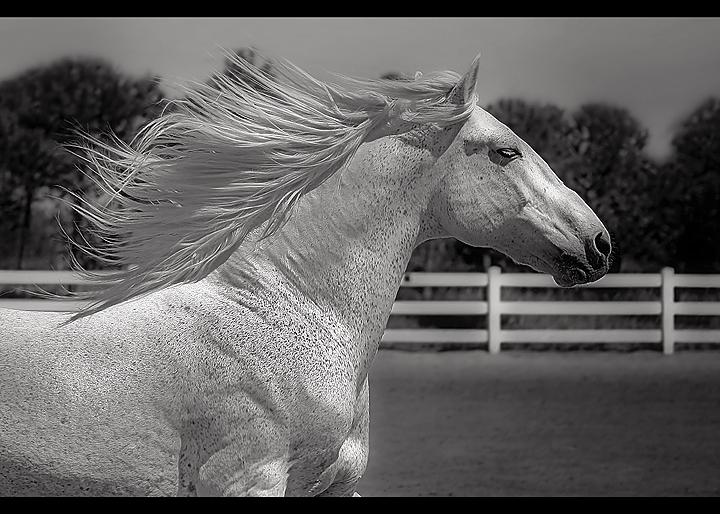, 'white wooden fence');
1,267,720,355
